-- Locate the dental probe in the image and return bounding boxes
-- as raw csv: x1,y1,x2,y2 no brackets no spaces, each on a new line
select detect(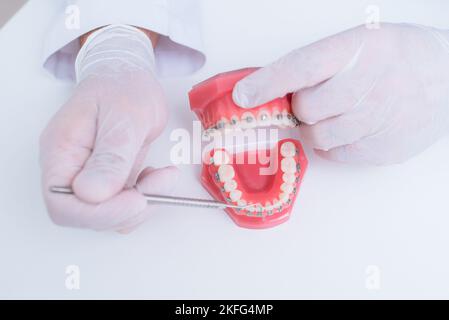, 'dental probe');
49,186,252,210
